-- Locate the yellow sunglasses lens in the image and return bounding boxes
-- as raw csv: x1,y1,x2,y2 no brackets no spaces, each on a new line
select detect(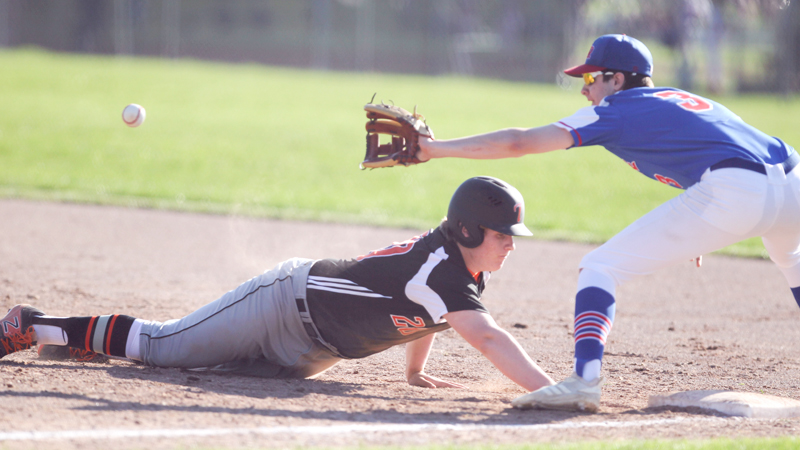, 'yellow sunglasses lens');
583,72,597,85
